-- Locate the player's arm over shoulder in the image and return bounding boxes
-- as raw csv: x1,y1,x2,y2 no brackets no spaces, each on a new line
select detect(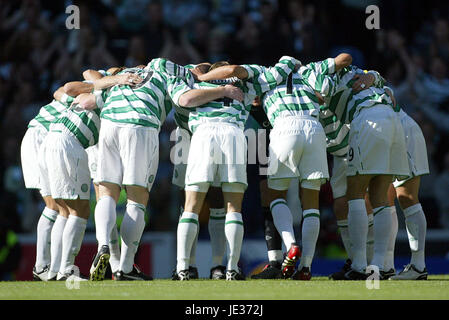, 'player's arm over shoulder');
177,84,244,108
197,65,249,82
334,53,352,71
63,81,94,97
305,53,352,75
